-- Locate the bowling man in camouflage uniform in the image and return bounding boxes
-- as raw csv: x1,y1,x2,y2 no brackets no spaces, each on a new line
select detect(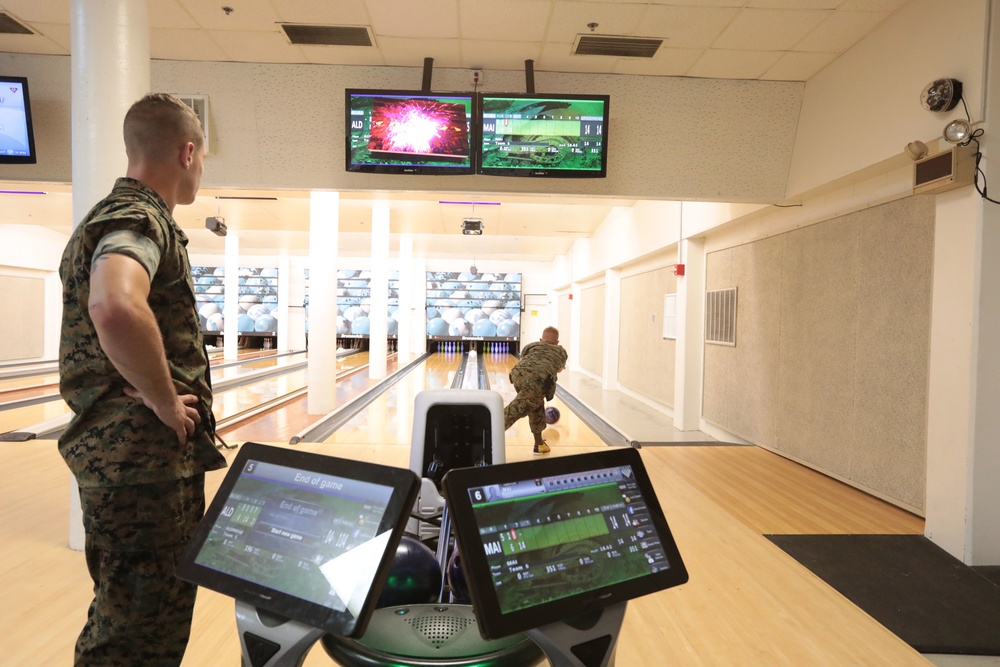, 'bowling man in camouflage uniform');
59,93,227,667
504,326,568,454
